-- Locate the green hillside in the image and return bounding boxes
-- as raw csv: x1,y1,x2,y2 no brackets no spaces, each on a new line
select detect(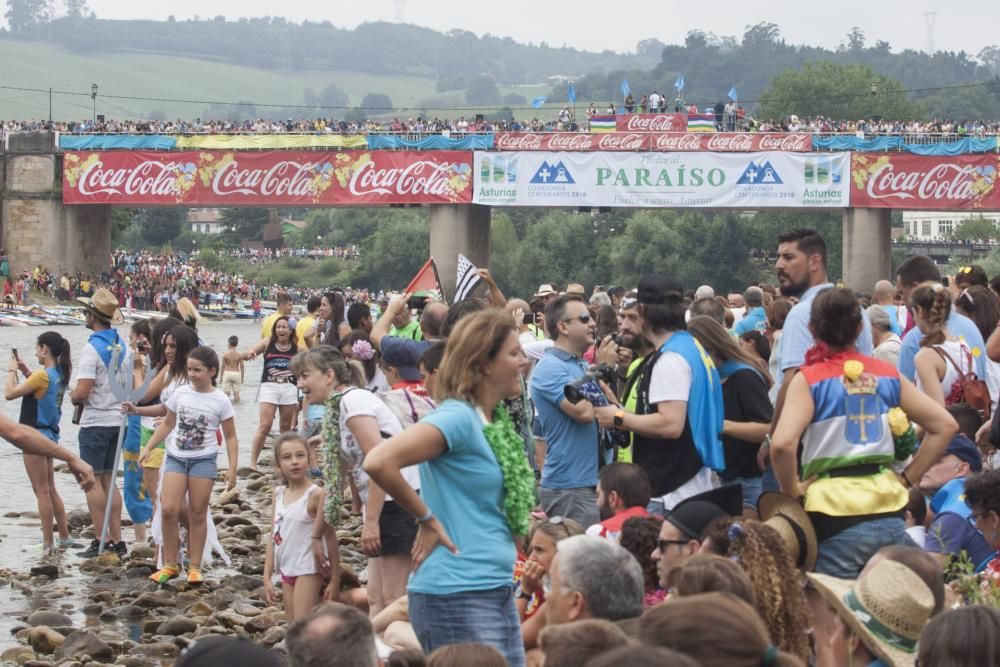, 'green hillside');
0,39,550,121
